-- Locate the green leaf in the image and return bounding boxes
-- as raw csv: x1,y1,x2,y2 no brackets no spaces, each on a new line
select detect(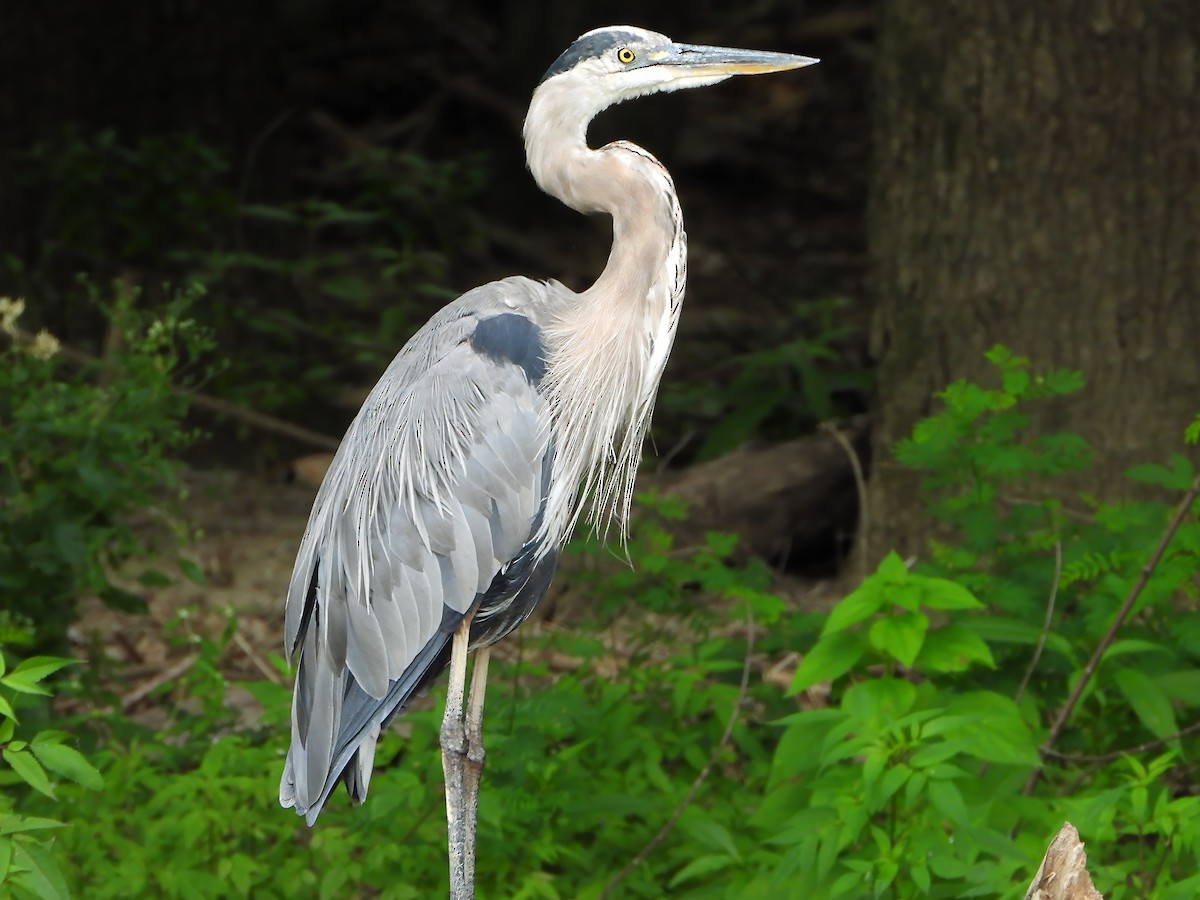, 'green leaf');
770,710,846,784
1186,416,1200,445
1114,667,1180,745
138,568,173,588
668,854,735,888
940,692,1040,766
909,739,970,769
30,740,104,791
1125,455,1194,491
822,586,885,636
910,576,984,611
11,840,70,900
1101,639,1173,663
868,611,928,668
2,657,74,696
0,817,66,836
0,835,10,882
2,748,55,798
1158,670,1200,706
678,813,741,861
917,625,995,674
789,632,864,694
179,559,206,586
843,678,918,725
927,779,970,825
98,585,148,614
911,861,931,895
875,551,909,581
